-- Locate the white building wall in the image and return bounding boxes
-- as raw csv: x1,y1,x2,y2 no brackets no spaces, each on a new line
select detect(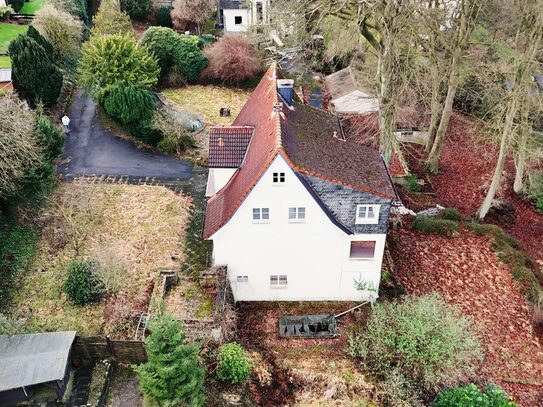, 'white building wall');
223,9,251,32
205,168,237,197
209,154,385,302
331,90,379,115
